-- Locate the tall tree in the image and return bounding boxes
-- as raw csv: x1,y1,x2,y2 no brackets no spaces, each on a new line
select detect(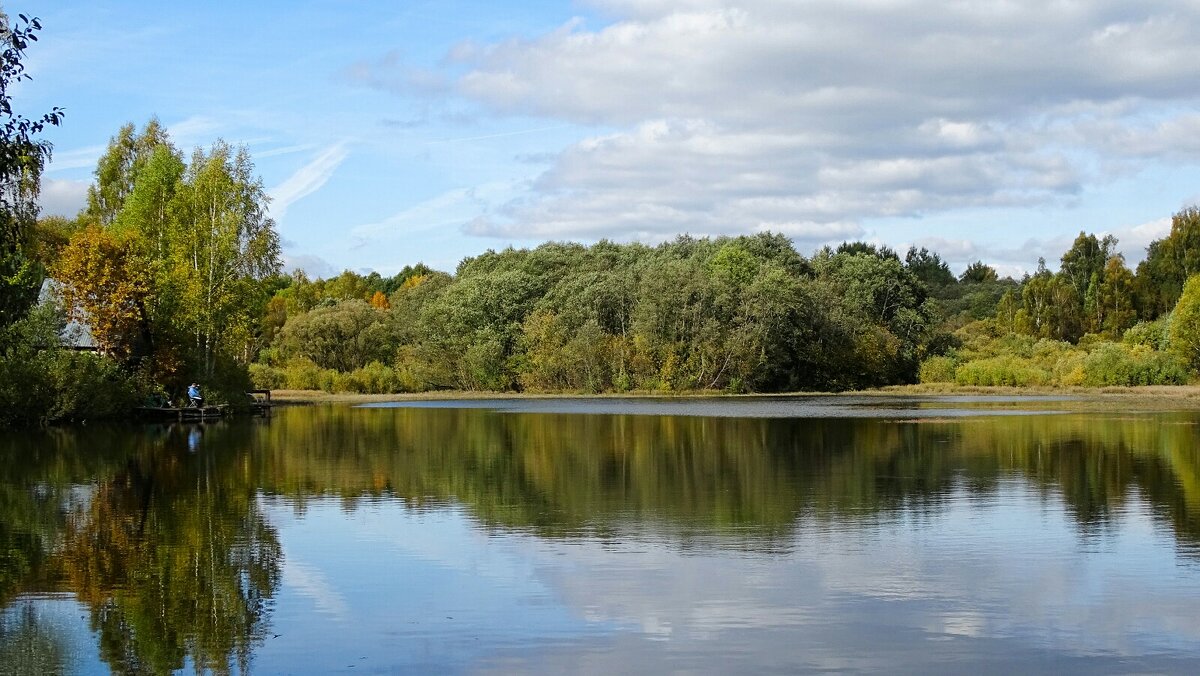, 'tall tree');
1135,207,1200,318
904,246,956,291
0,13,62,327
167,141,280,374
84,119,171,227
1096,255,1136,339
1059,232,1115,303
1169,274,1200,372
